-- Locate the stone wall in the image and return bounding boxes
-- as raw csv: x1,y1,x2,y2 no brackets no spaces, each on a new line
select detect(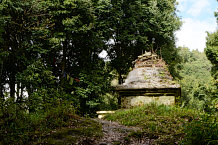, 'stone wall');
121,96,175,108
118,88,180,108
